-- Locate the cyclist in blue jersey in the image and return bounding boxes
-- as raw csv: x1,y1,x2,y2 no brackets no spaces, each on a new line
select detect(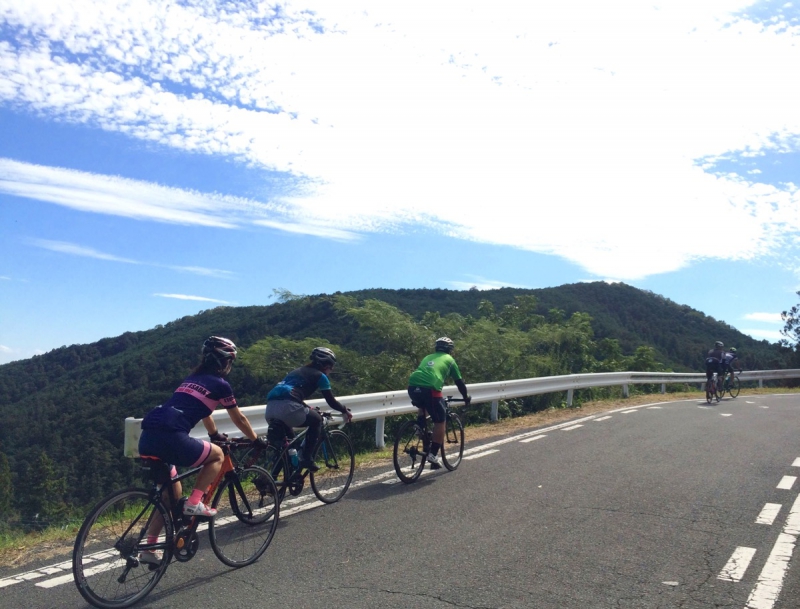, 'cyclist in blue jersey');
705,340,726,386
408,337,471,469
722,347,740,381
265,347,352,471
139,337,264,519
